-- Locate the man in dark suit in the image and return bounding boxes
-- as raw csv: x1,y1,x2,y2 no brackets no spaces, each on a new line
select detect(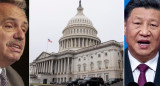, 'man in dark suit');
0,0,28,86
124,0,160,86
